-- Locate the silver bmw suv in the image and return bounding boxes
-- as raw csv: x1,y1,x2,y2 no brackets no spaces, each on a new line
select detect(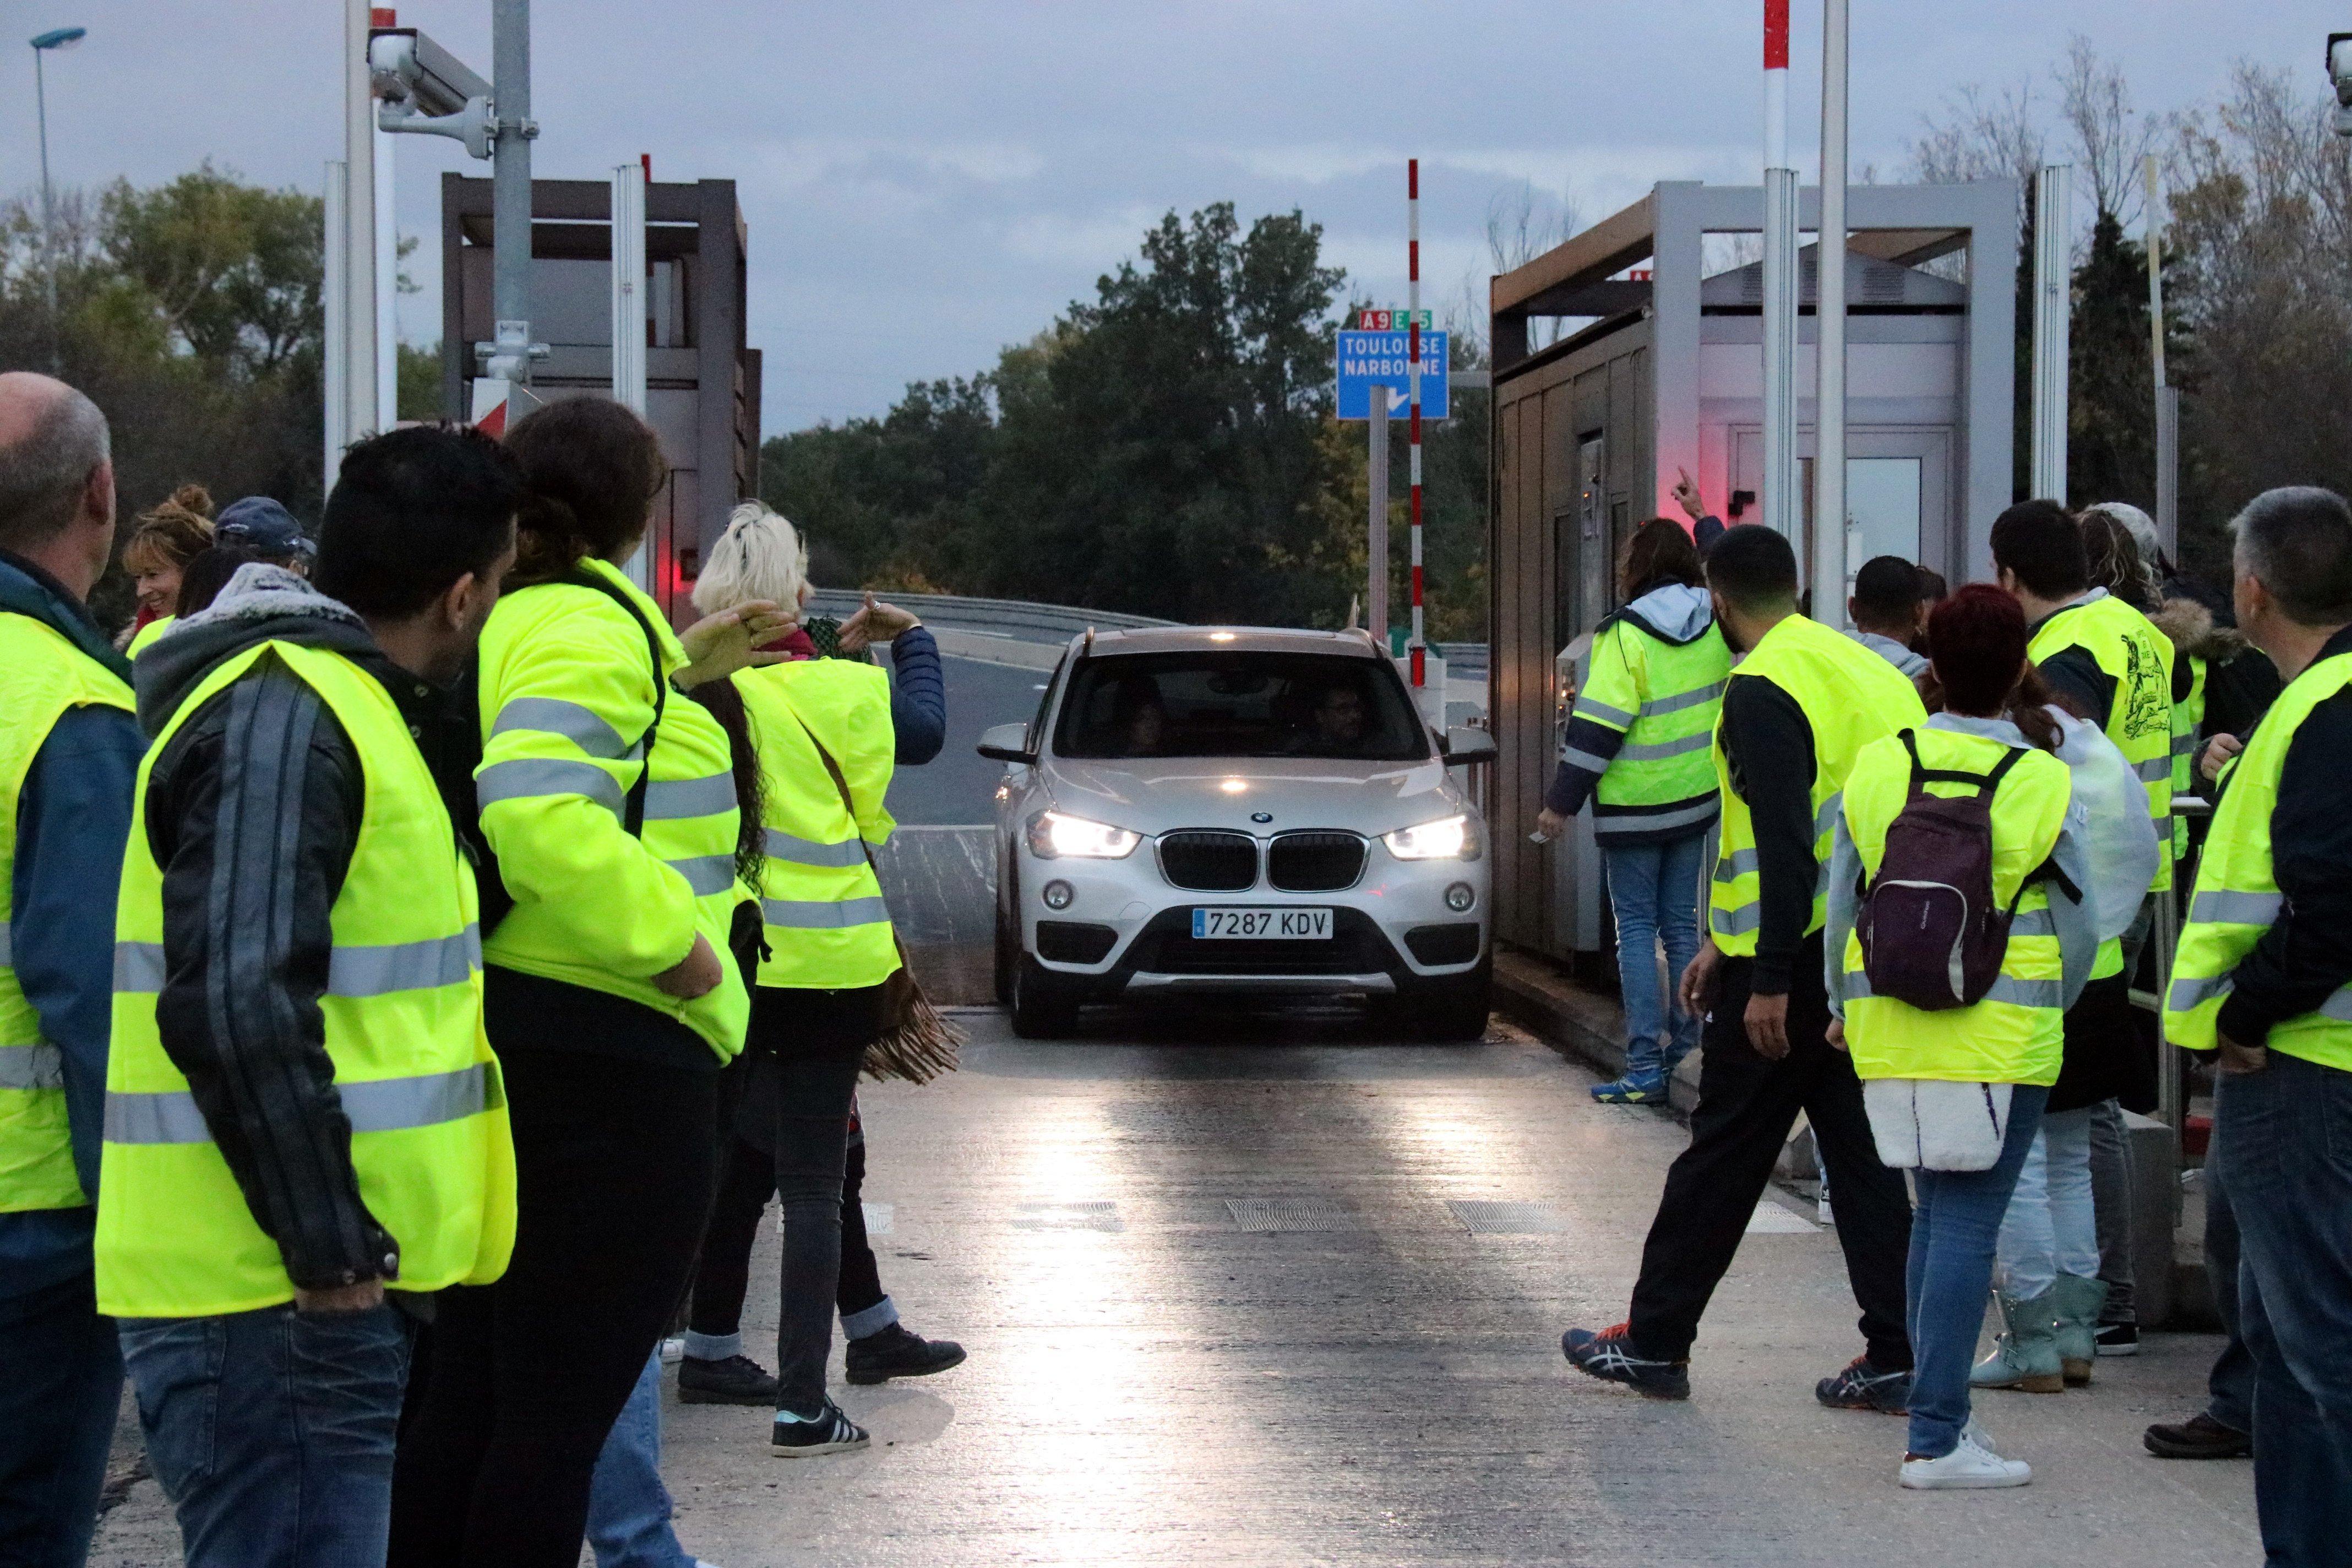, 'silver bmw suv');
976,625,1496,1039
